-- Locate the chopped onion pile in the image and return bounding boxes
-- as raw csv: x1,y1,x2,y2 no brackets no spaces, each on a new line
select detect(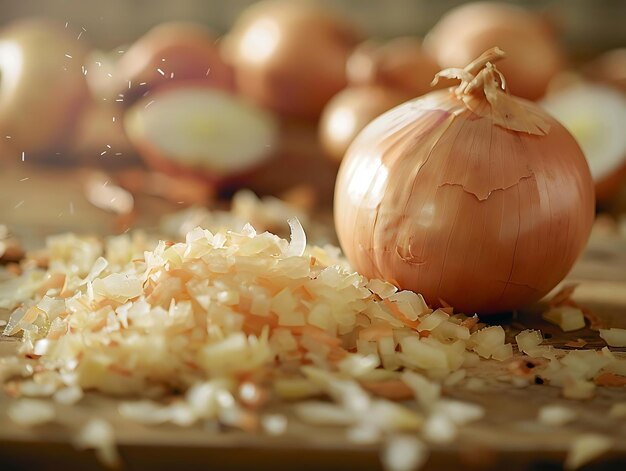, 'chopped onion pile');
0,213,624,469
